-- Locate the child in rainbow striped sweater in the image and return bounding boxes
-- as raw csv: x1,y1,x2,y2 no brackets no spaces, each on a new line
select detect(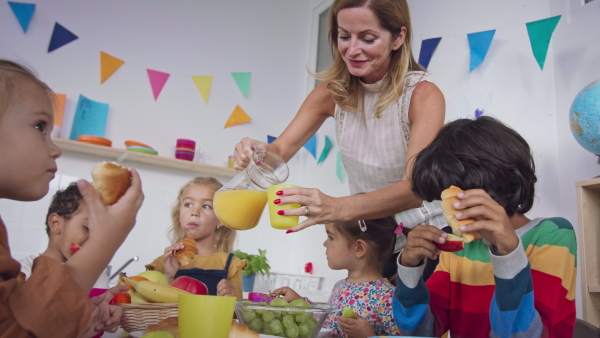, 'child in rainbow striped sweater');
393,116,577,337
